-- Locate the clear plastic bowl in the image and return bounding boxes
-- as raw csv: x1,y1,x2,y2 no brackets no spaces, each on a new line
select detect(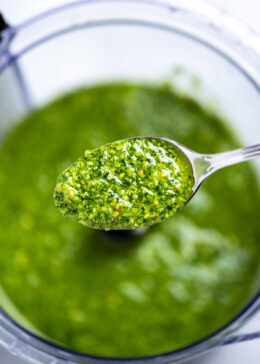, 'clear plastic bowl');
0,1,259,363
